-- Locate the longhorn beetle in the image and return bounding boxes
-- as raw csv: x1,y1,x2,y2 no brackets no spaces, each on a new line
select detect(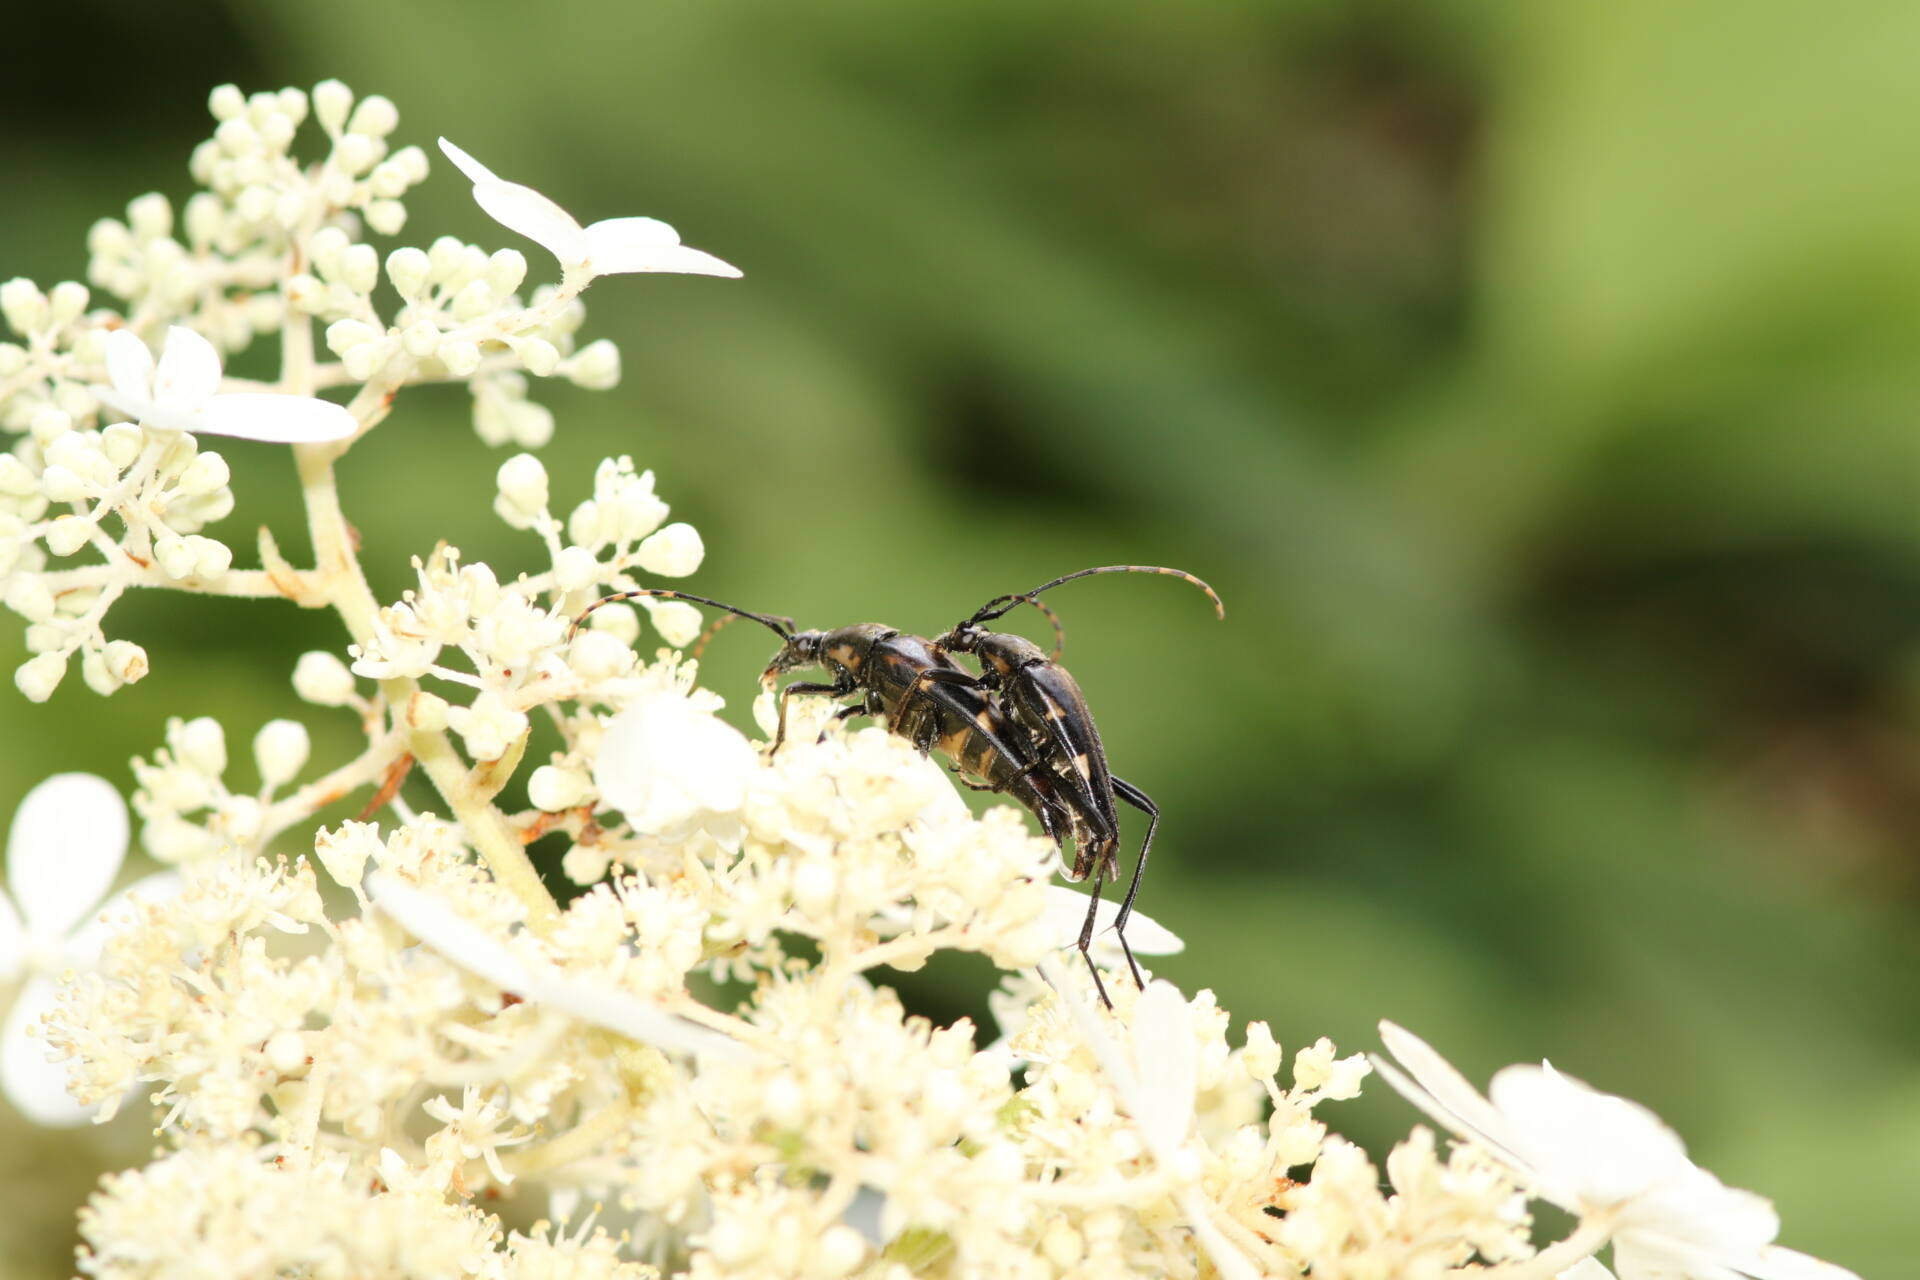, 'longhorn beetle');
571,589,1077,851
931,565,1225,1002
